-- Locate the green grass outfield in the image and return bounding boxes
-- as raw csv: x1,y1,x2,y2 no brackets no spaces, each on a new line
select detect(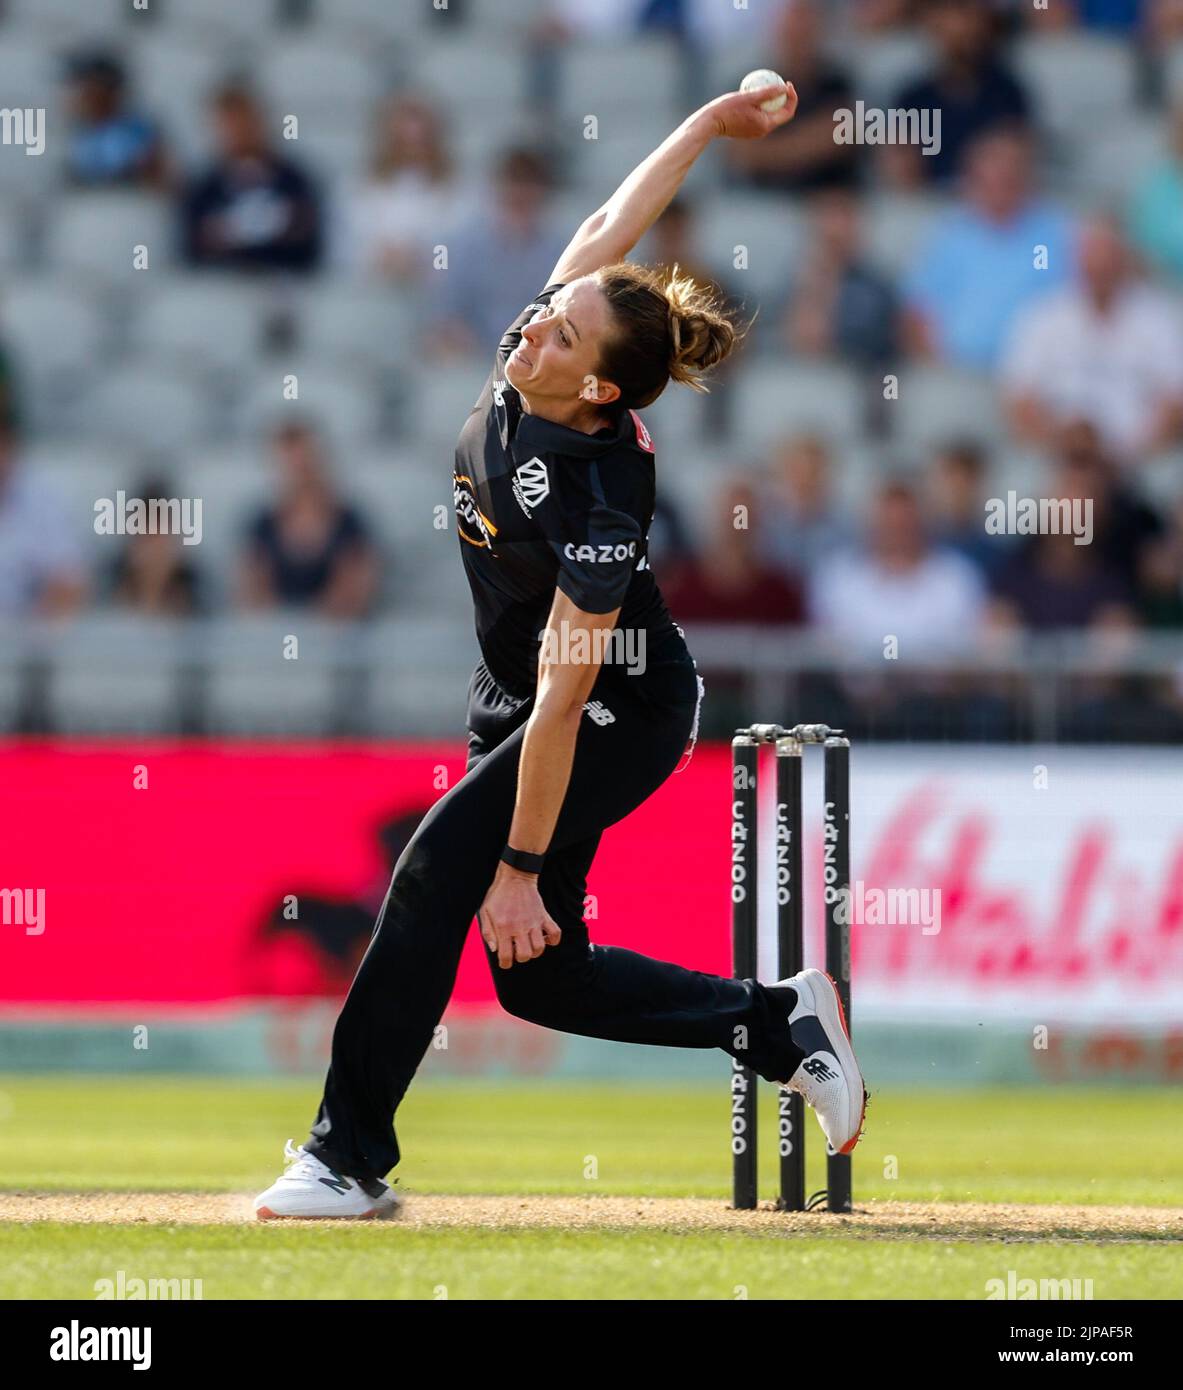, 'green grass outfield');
0,1076,1180,1300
